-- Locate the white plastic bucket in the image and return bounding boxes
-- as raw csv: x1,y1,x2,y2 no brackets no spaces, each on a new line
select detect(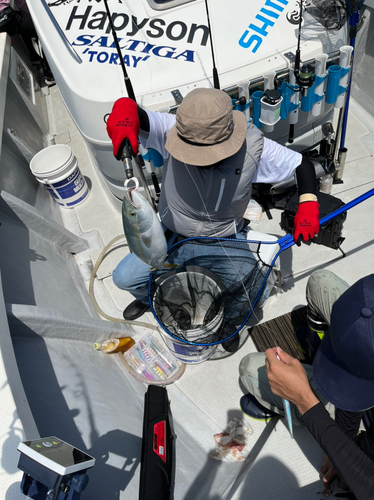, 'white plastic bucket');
153,272,223,364
30,144,89,208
